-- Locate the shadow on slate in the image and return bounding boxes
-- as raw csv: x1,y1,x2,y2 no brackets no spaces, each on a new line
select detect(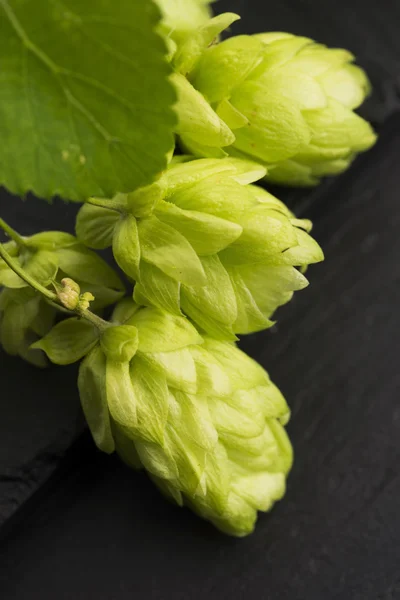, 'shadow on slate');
1,0,400,597
0,107,400,600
